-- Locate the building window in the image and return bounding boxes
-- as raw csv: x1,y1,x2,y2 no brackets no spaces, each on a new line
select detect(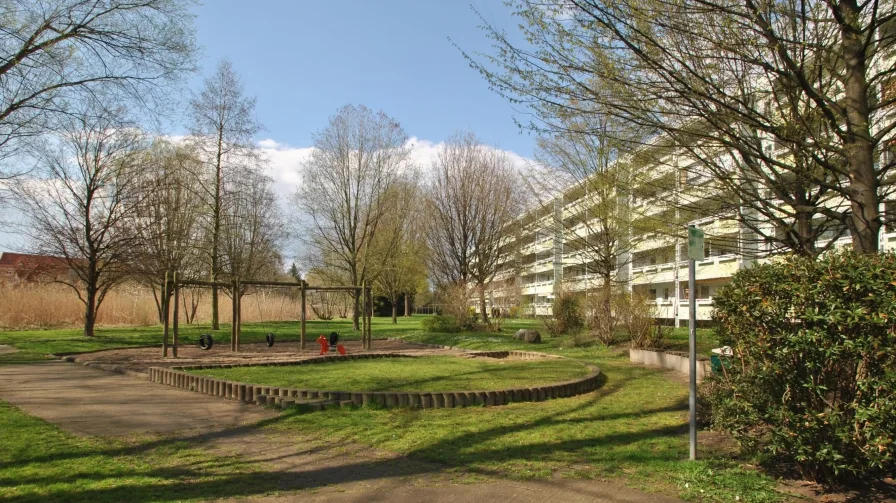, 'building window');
700,285,711,299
